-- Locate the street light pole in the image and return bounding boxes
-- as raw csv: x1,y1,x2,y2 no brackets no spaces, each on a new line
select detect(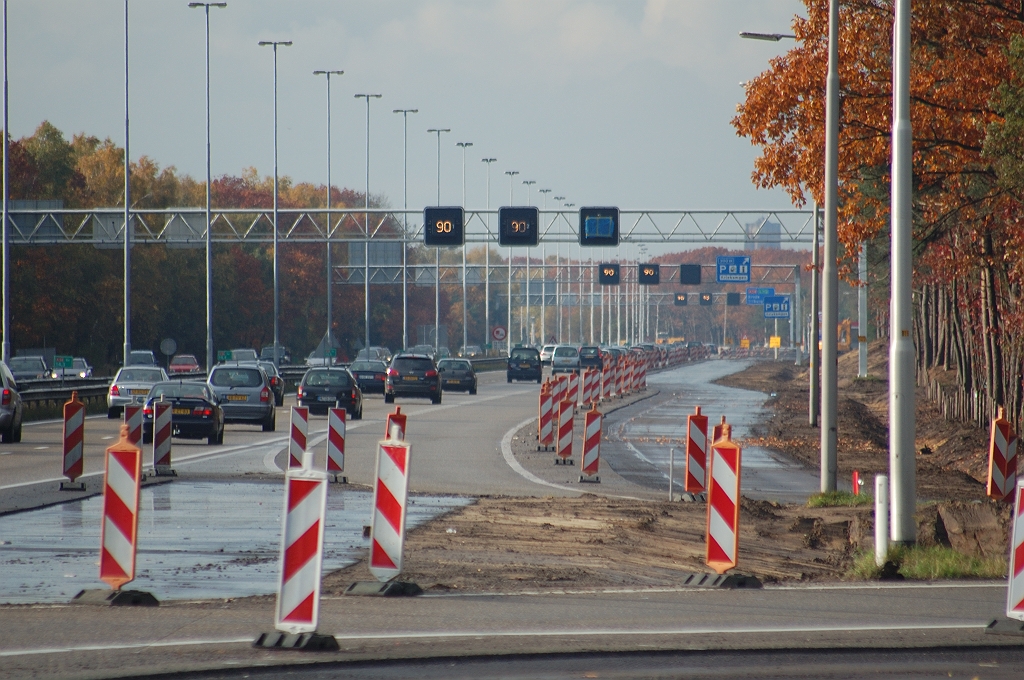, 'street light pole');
123,0,132,367
457,141,473,354
820,0,839,493
2,0,9,366
554,196,565,342
393,108,418,350
482,158,497,349
427,128,450,353
188,2,227,373
539,188,551,344
504,170,518,354
258,39,292,365
313,69,343,362
522,180,535,344
355,93,382,355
